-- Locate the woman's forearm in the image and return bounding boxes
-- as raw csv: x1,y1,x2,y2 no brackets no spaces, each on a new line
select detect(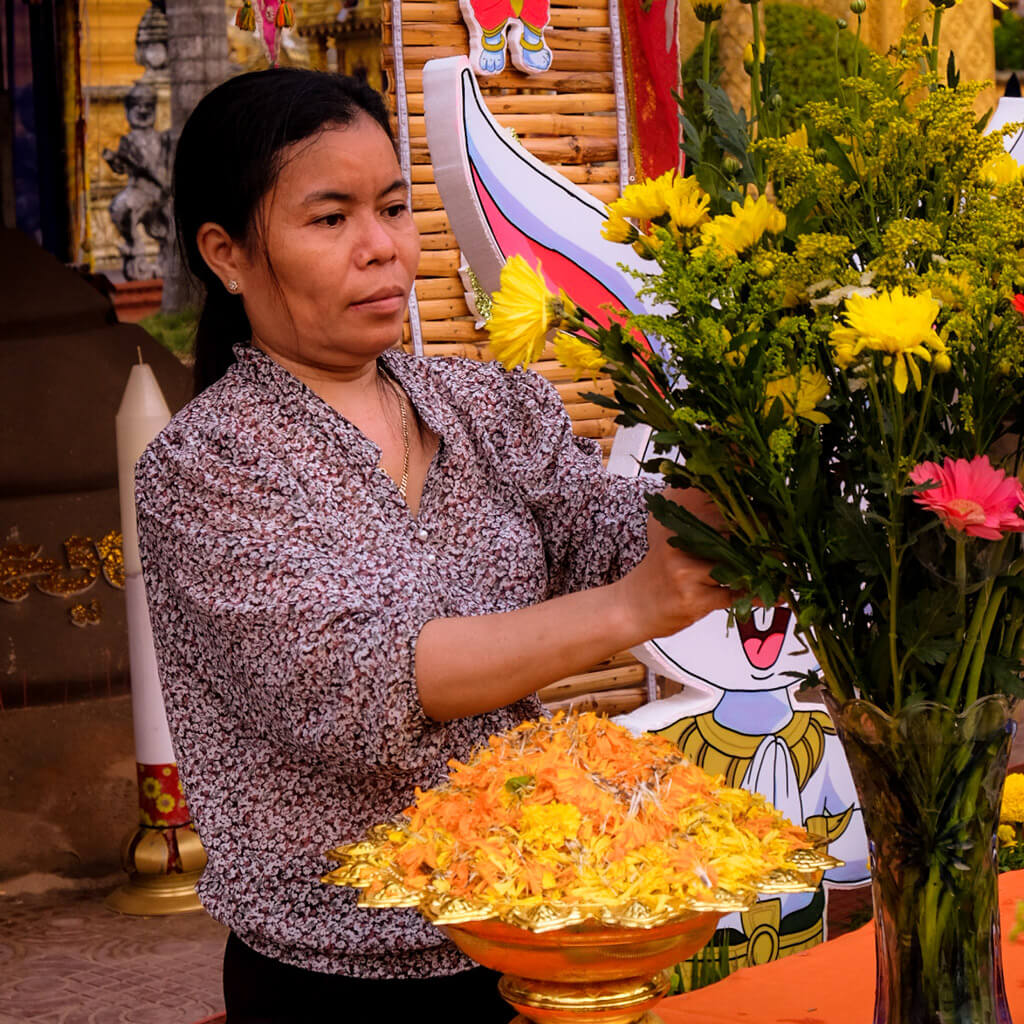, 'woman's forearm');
415,578,644,721
416,491,736,722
